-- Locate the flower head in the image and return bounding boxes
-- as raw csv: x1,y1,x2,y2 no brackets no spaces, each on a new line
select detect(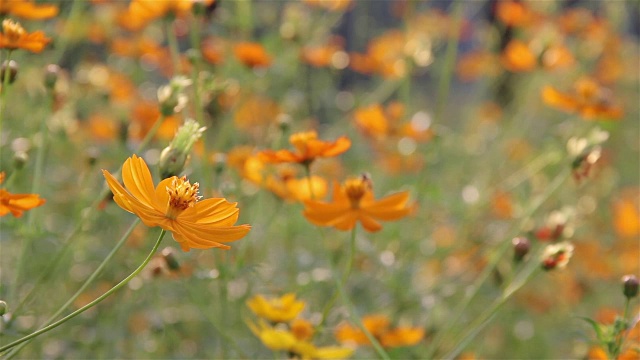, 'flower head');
0,19,50,53
259,130,351,166
233,42,272,69
335,314,424,348
0,172,46,217
102,155,250,251
303,174,411,232
542,77,623,120
0,0,59,20
247,293,305,323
